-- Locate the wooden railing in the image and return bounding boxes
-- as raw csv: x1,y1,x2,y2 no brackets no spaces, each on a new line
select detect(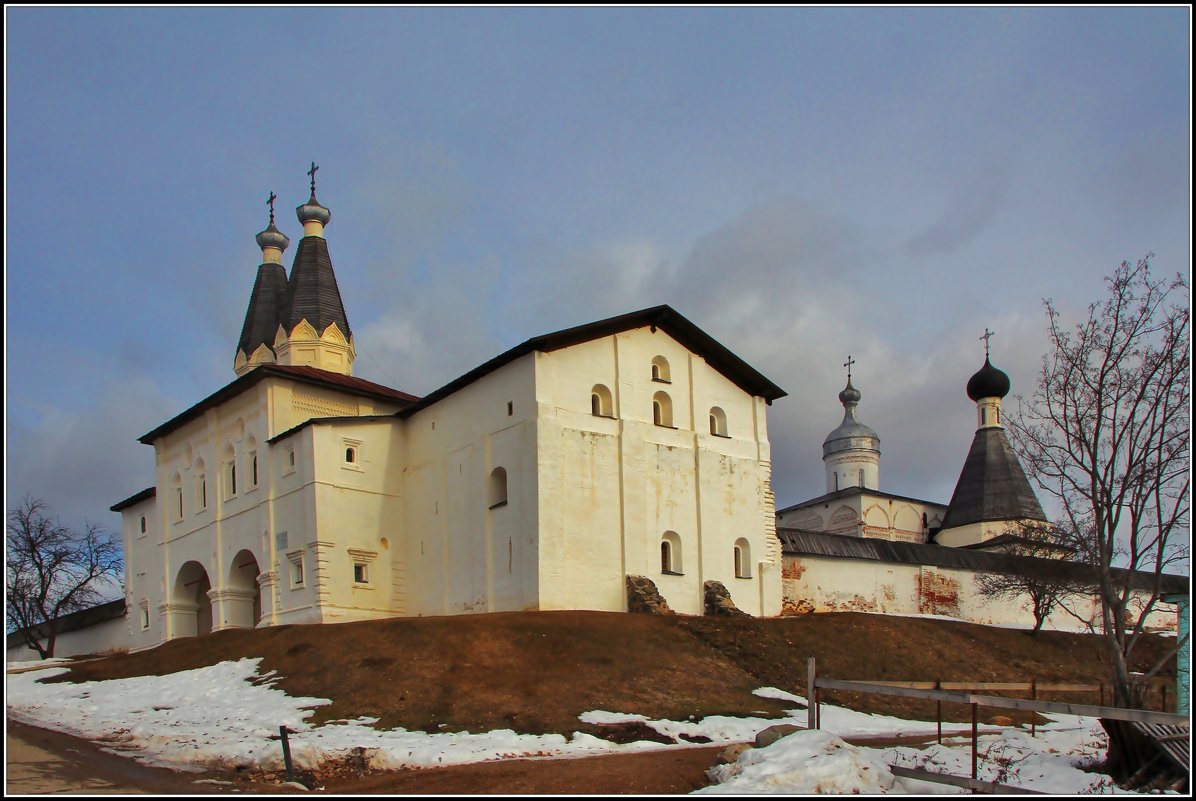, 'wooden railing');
804,658,1189,794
